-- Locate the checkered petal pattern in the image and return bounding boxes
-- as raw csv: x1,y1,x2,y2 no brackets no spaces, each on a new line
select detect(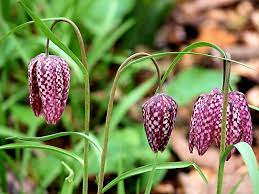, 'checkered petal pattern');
142,93,178,152
189,88,253,159
28,54,70,124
